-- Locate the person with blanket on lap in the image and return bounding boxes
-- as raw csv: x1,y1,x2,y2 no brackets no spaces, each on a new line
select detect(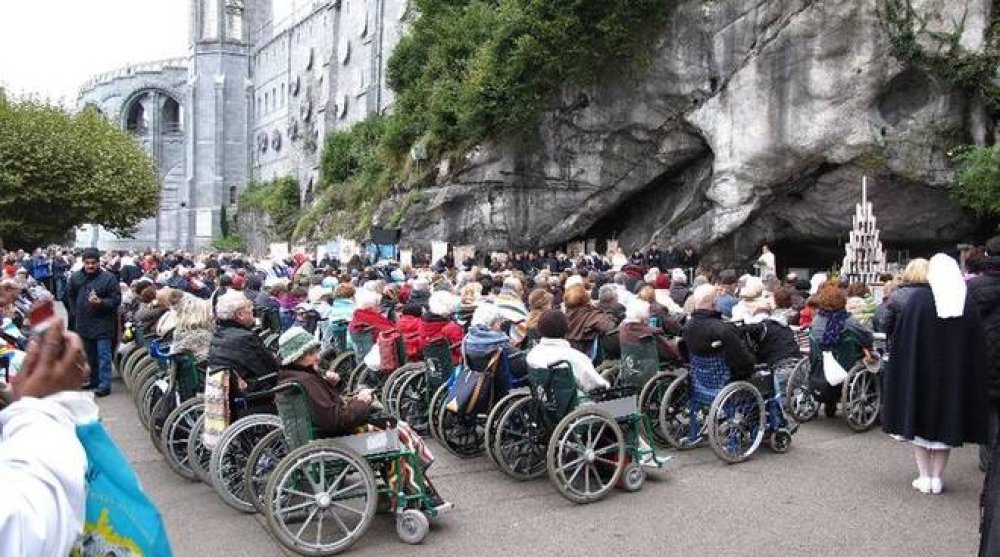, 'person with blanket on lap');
276,327,450,508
